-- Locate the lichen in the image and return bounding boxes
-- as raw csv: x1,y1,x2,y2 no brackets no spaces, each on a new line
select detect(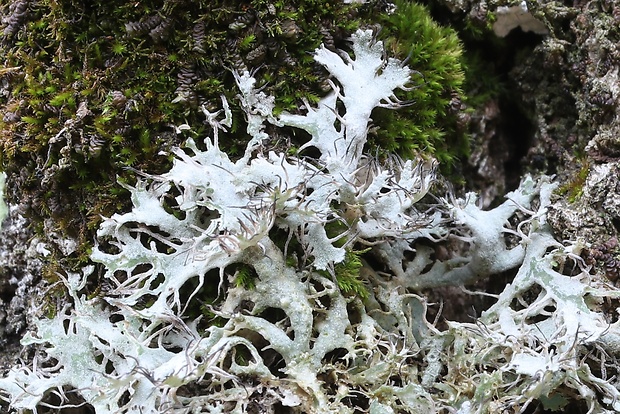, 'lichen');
2,26,619,414
5,0,620,412
0,172,6,224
